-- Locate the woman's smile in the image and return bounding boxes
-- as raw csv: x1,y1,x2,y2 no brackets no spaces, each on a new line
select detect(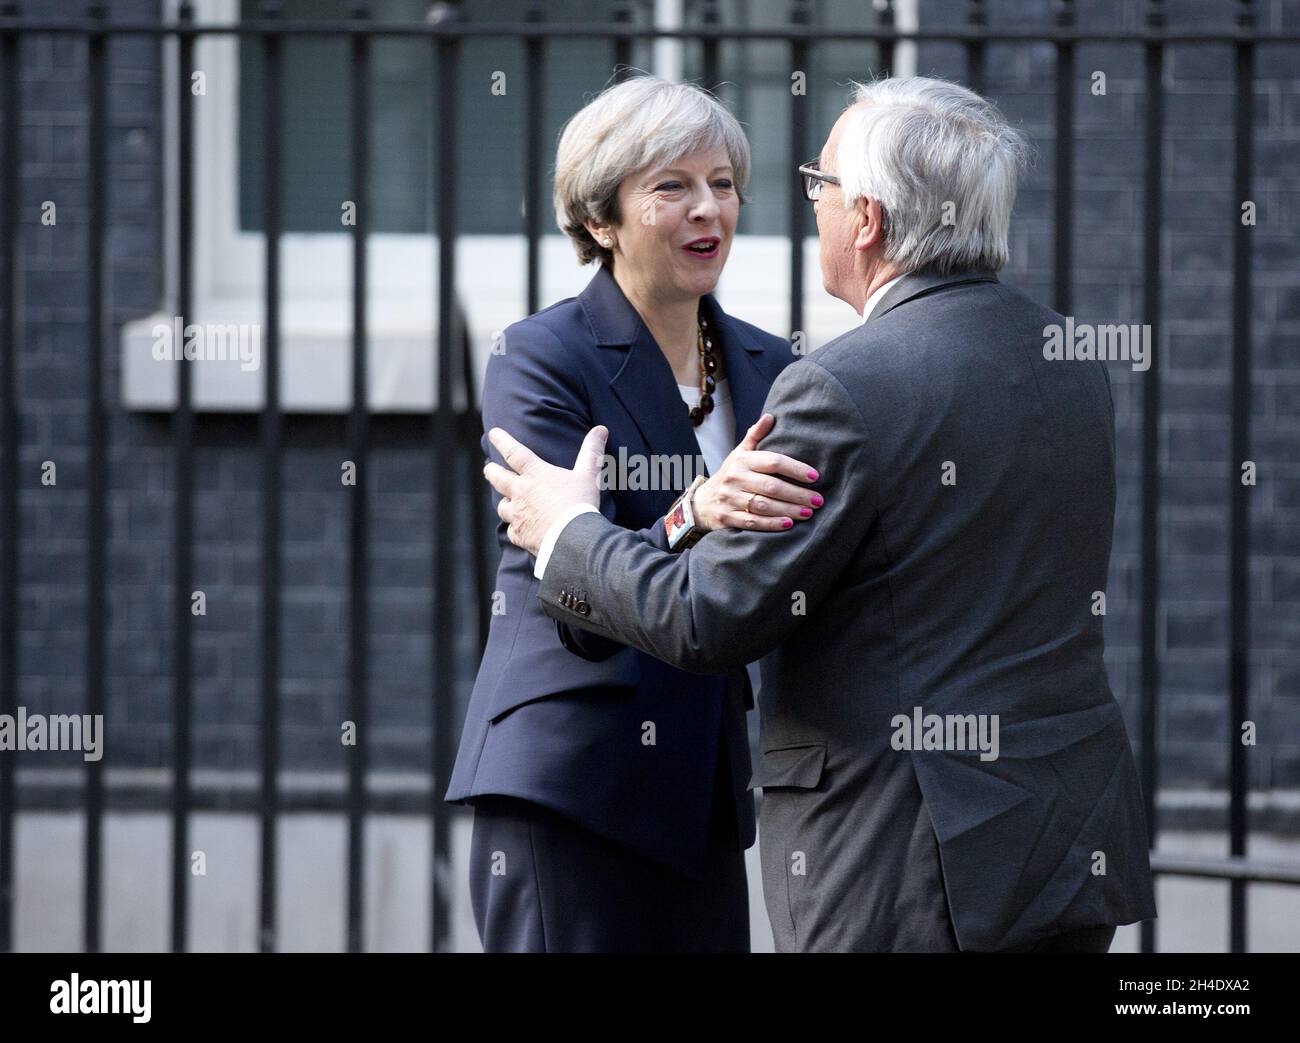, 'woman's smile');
681,236,721,259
